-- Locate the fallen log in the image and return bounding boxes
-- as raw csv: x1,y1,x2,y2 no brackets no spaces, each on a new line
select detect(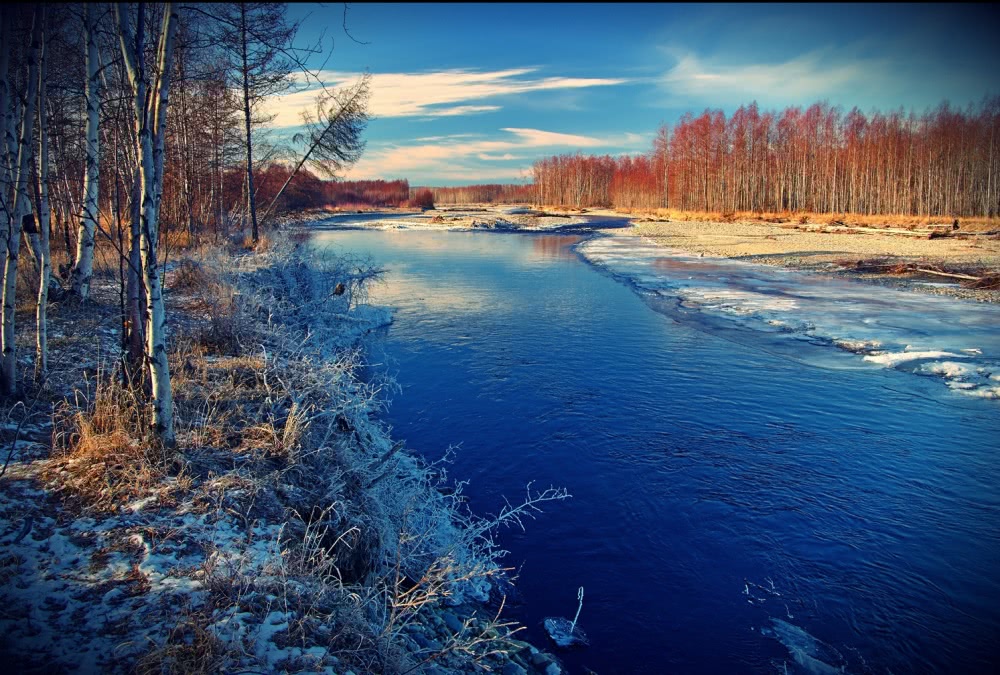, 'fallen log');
835,259,992,285
913,268,980,281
